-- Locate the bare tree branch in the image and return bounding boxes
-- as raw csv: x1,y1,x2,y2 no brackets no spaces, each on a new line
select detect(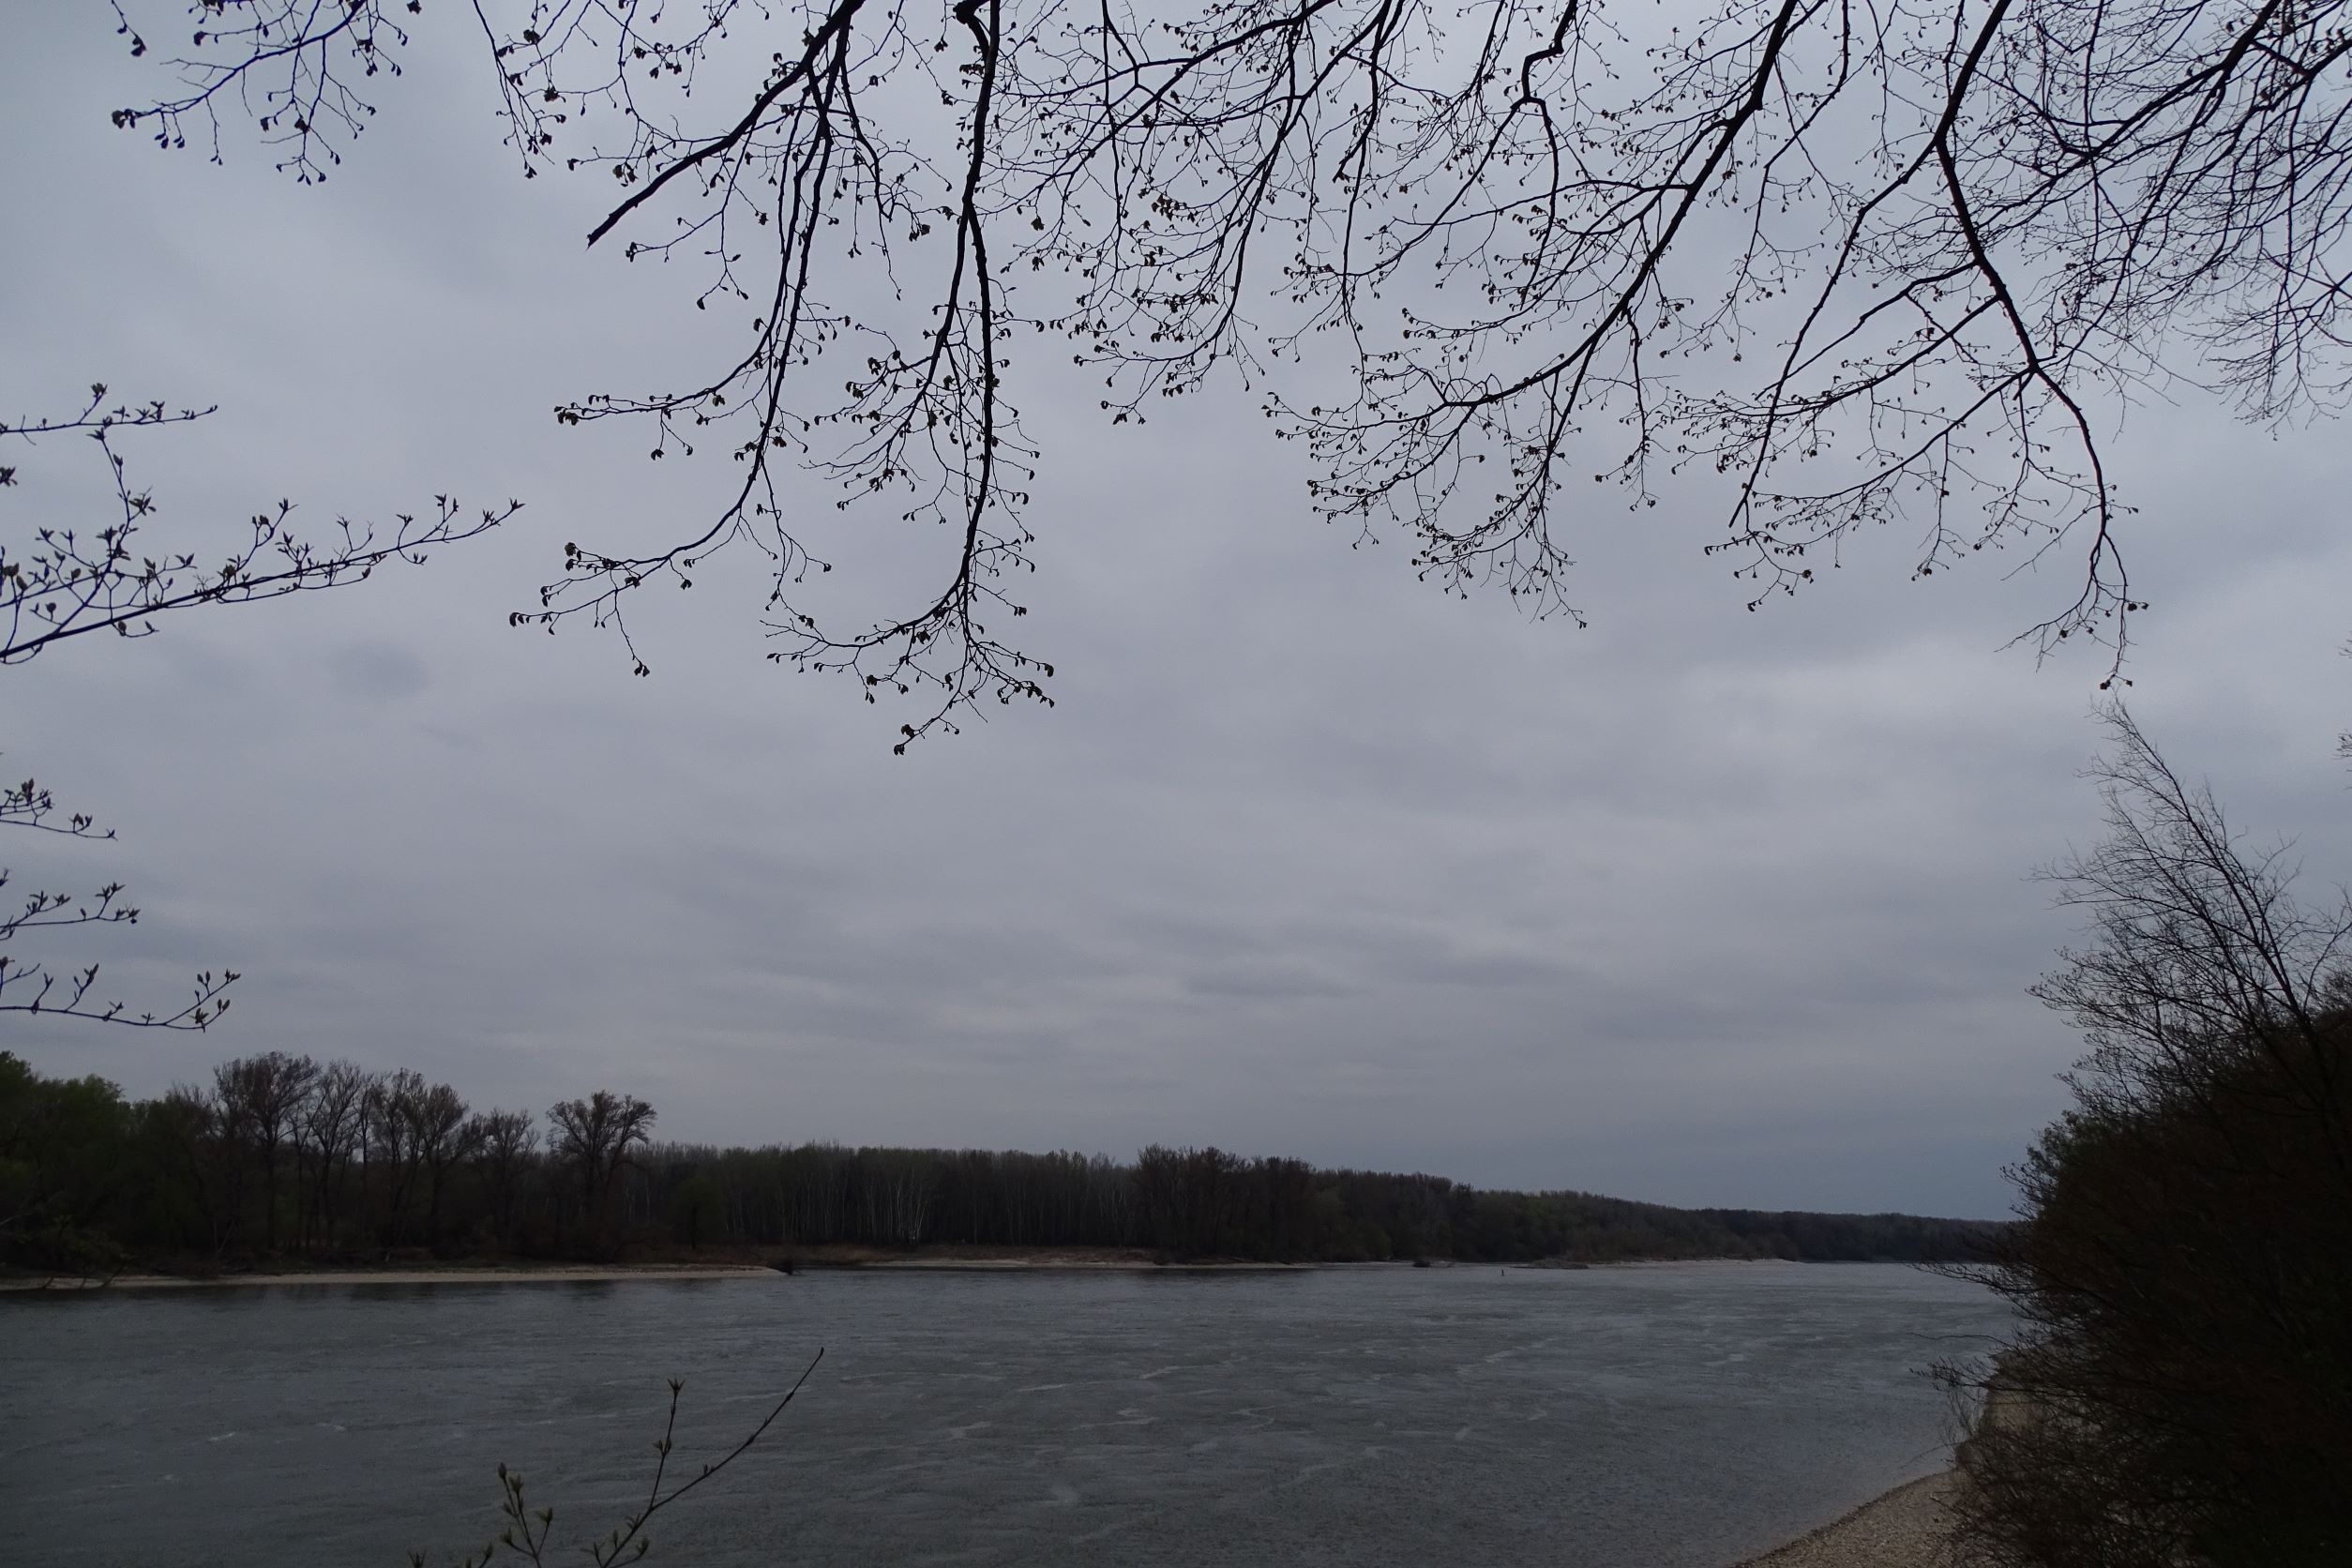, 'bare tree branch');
4,382,517,1028
412,1351,826,1568
113,0,2352,733
3,385,520,667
